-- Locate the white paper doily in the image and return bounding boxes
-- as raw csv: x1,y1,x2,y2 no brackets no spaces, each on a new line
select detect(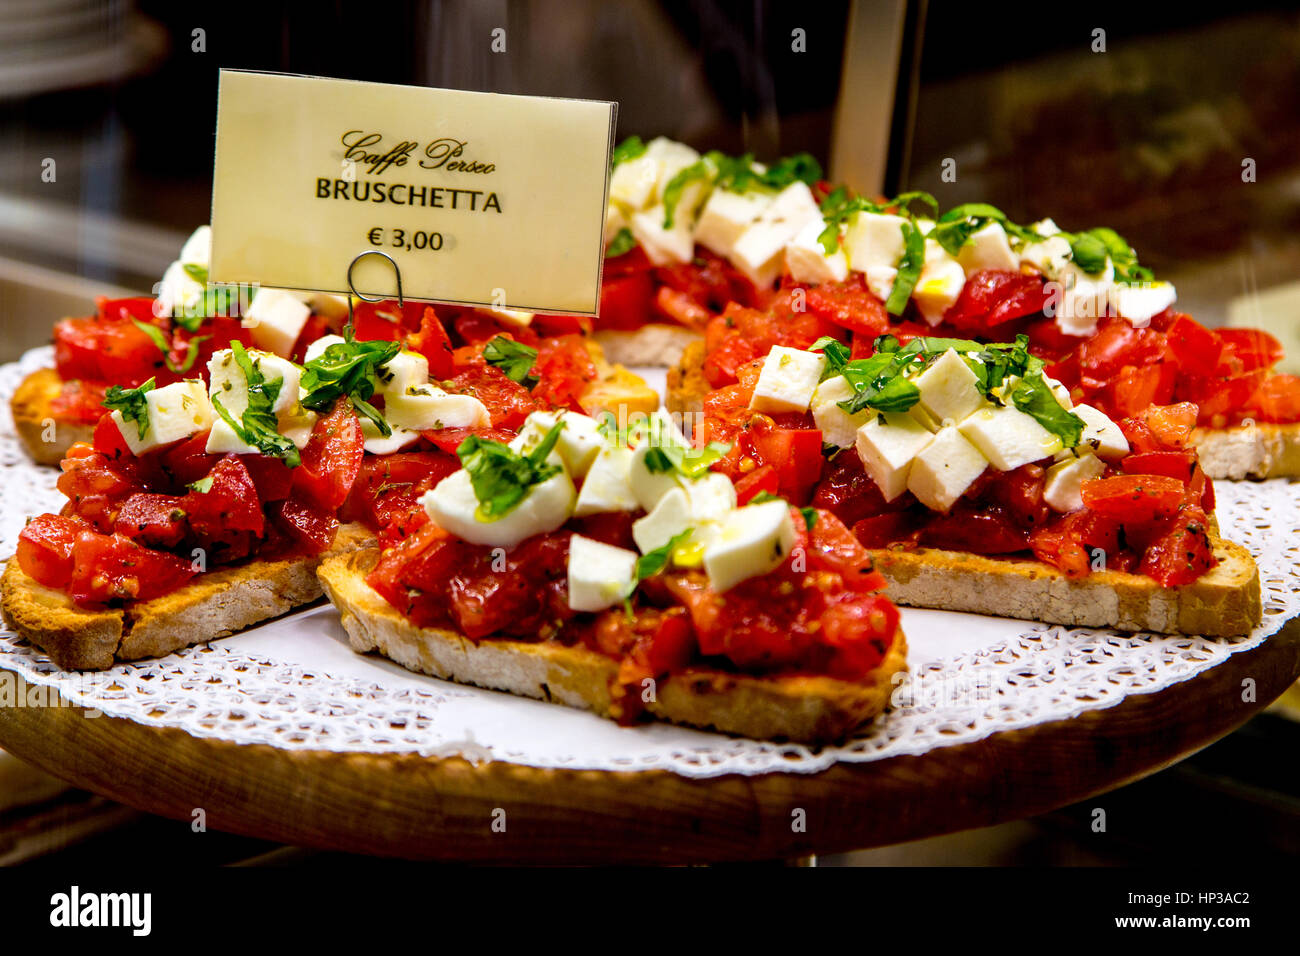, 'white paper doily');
0,346,1296,778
